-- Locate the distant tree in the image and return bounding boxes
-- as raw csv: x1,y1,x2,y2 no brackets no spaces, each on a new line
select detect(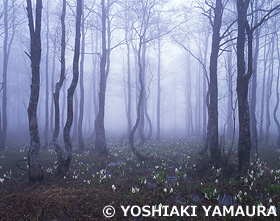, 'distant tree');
273,20,280,147
0,0,16,150
78,0,85,150
26,0,43,181
43,0,50,149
